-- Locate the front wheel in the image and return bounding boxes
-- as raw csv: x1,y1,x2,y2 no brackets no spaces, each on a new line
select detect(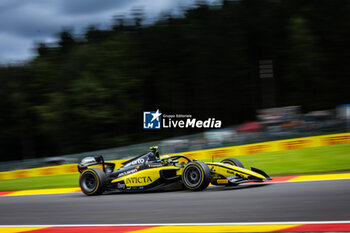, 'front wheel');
80,168,107,196
221,158,244,168
182,161,210,191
